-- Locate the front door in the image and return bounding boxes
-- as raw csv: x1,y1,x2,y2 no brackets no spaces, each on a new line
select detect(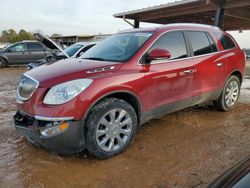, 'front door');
142,31,195,116
5,43,27,65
